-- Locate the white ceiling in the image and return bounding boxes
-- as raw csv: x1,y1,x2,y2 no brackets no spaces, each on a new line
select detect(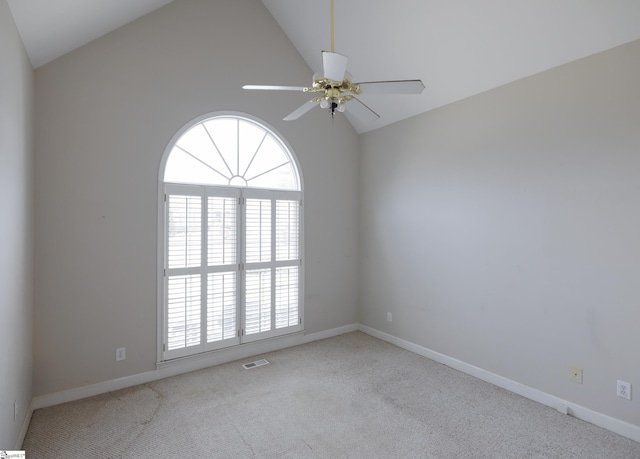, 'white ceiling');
7,0,640,133
6,0,174,68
